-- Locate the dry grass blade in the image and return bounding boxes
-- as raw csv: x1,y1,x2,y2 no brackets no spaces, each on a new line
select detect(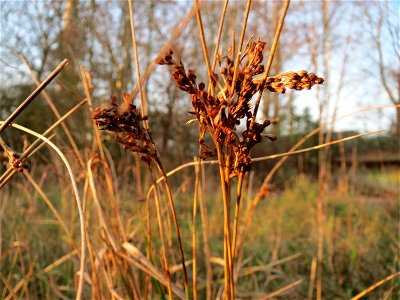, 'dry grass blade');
260,279,303,300
0,273,15,300
0,59,68,133
192,157,200,299
41,250,79,274
121,242,186,300
351,272,400,300
150,172,174,299
3,268,33,300
80,66,105,160
147,130,383,195
211,0,229,73
252,130,385,162
0,121,86,300
239,253,301,277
